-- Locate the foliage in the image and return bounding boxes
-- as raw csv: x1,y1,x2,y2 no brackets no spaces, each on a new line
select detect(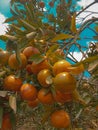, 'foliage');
0,0,98,129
